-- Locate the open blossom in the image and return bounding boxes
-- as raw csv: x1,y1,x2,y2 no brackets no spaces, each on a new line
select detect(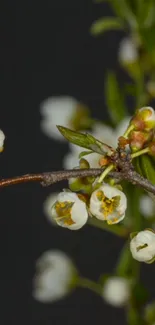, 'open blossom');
51,191,88,230
40,96,88,141
102,277,130,307
130,229,155,263
89,184,127,225
32,250,75,303
118,37,138,65
63,118,131,169
0,129,5,152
